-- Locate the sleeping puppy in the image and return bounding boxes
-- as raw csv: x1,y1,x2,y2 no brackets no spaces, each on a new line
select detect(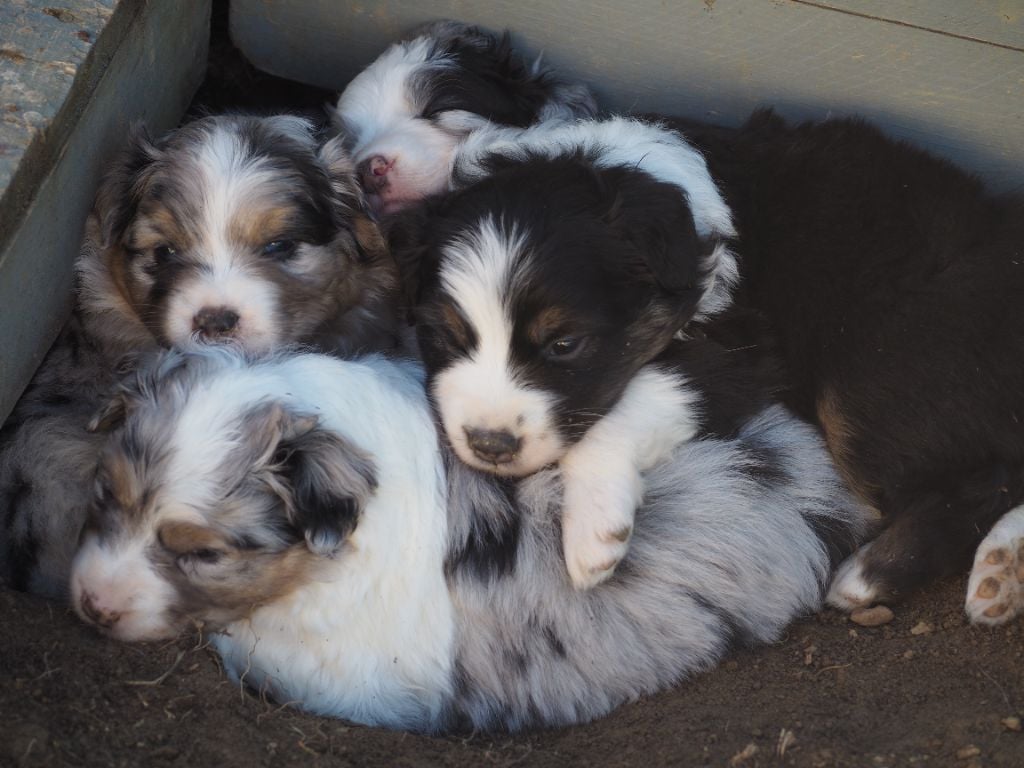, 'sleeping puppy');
390,117,743,588
70,346,868,731
672,111,1024,620
332,20,596,216
1,114,399,598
